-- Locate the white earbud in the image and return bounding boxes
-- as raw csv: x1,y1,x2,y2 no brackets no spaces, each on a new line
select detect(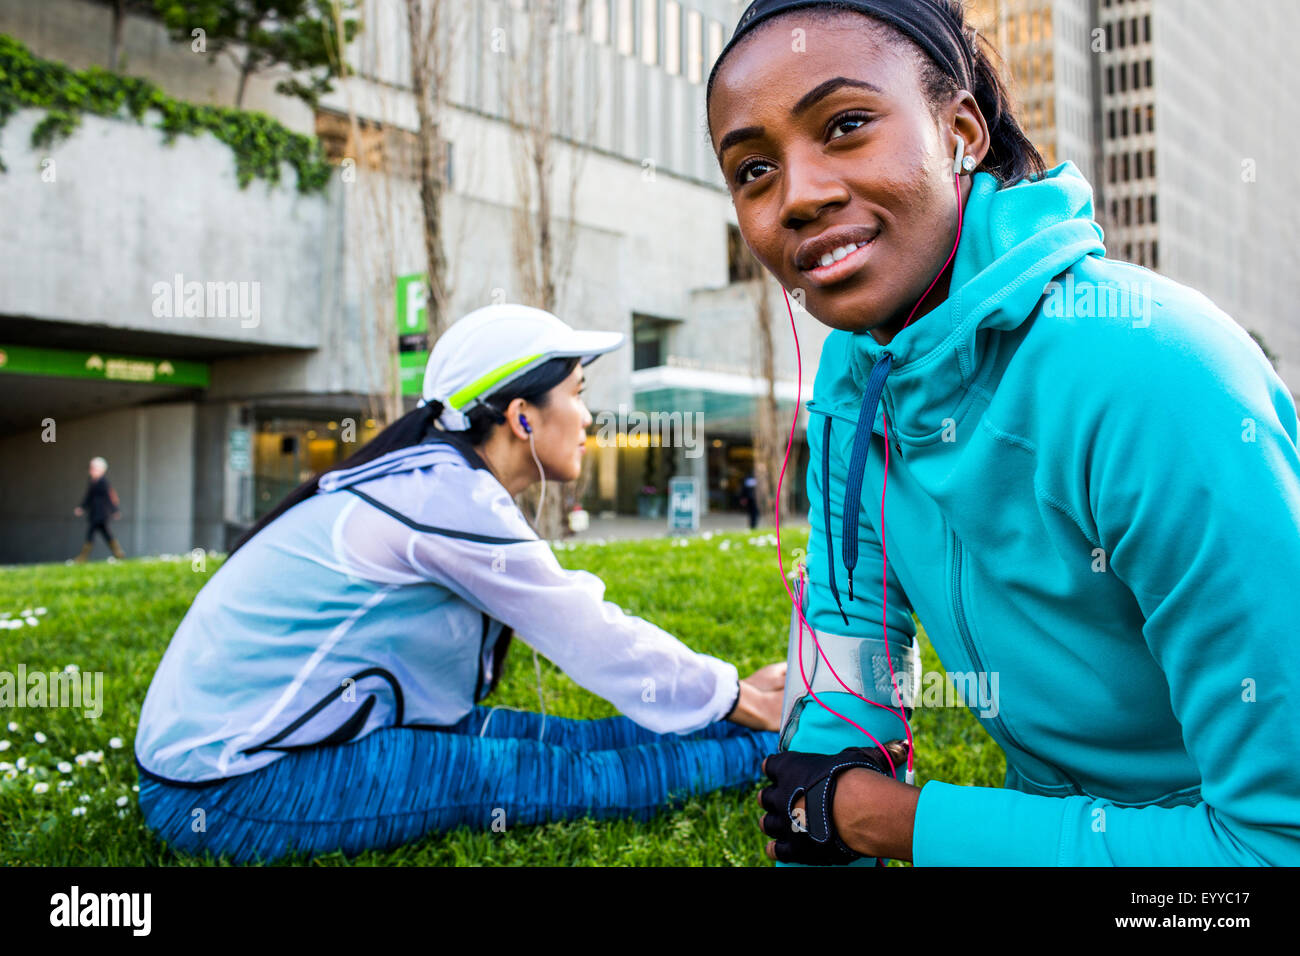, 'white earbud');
953,140,977,175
